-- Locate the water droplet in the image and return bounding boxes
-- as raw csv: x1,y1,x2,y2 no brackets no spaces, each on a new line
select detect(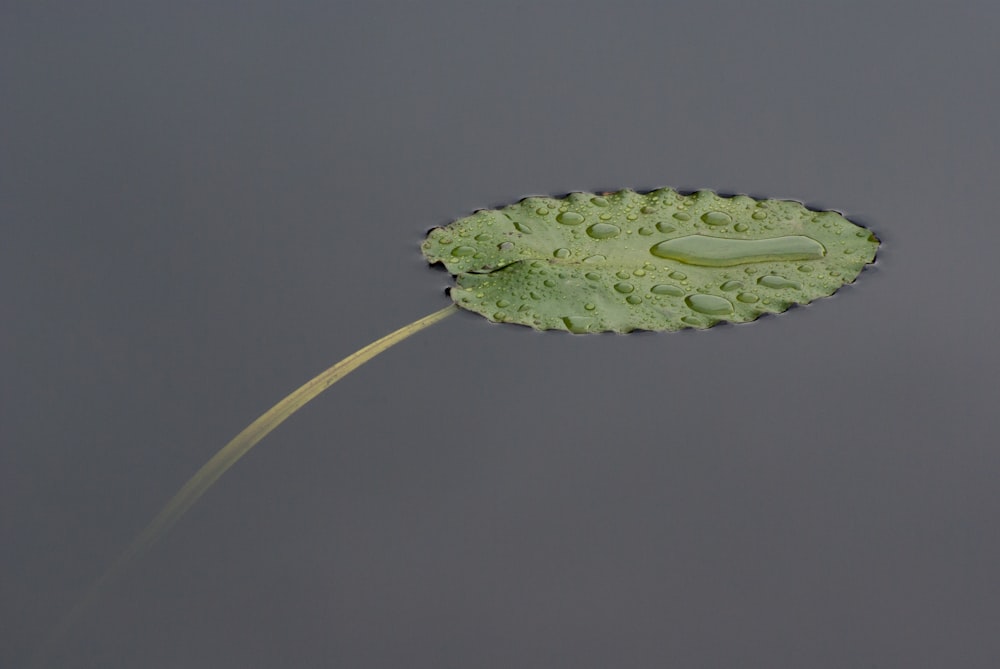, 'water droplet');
584,303,596,311
736,292,759,303
556,211,585,225
672,212,690,221
751,210,767,220
513,221,532,234
497,241,514,251
562,316,592,334
669,270,687,280
585,272,601,281
475,233,490,241
650,235,826,266
451,245,477,257
543,279,556,287
496,299,510,308
582,254,606,264
757,275,801,289
641,206,656,214
626,295,643,305
493,311,507,320
733,223,749,232
701,211,732,226
720,280,743,292
685,294,734,315
599,213,612,221
590,196,609,207
614,282,635,294
682,316,702,326
650,284,685,296
797,264,814,272
626,213,638,221
553,248,570,258
536,207,549,215
529,291,541,300
587,223,621,239
656,222,676,234
633,269,646,277
638,226,655,236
